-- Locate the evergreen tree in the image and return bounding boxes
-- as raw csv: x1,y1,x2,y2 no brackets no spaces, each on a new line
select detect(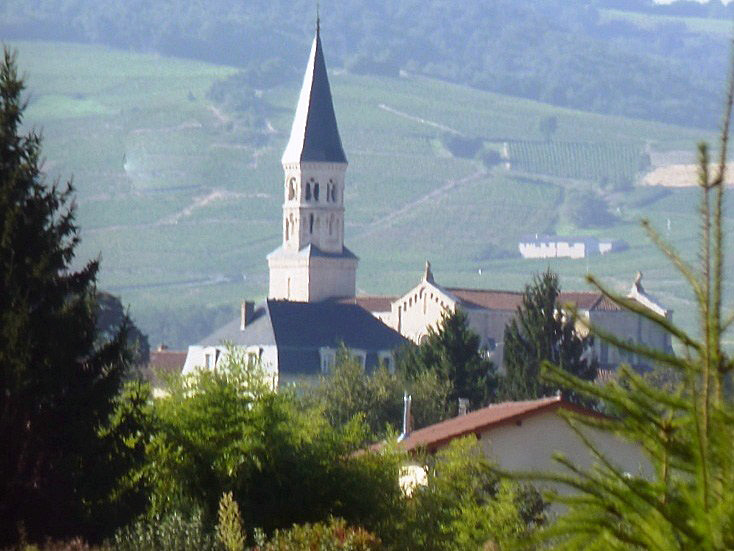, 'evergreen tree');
0,48,134,543
500,269,597,403
398,308,496,410
525,62,734,550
